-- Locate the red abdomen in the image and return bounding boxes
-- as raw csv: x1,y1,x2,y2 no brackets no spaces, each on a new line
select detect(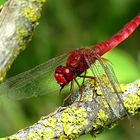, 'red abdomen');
92,14,140,56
